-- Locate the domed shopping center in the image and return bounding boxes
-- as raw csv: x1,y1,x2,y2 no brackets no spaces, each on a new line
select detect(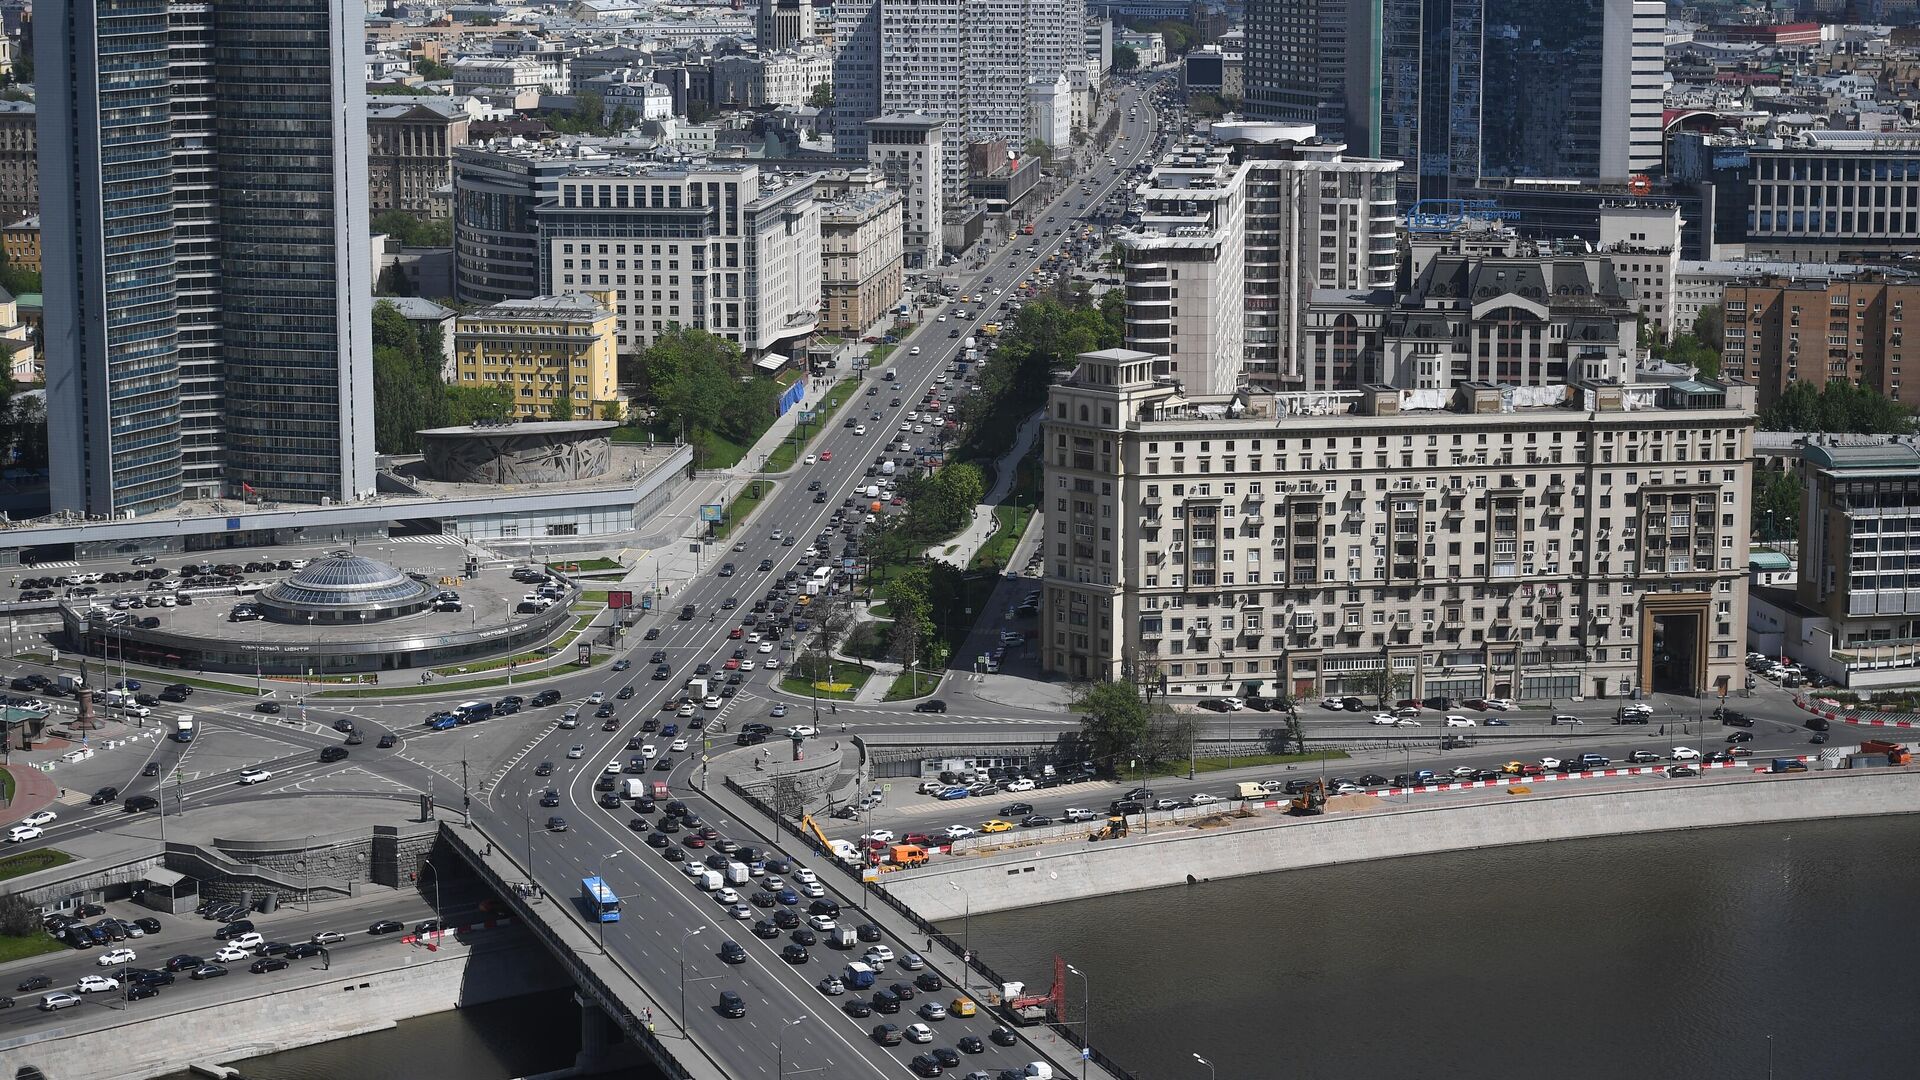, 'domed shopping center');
254,554,437,625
